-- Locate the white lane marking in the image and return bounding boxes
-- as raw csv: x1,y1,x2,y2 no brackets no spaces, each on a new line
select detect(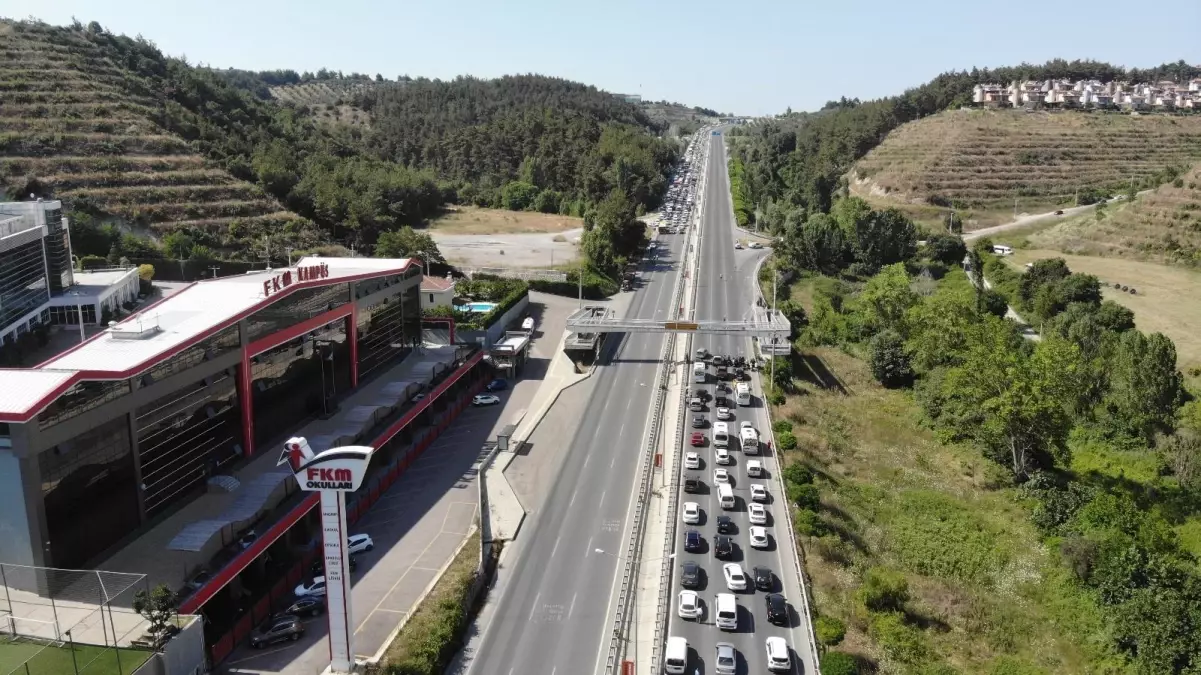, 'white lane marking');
599,490,607,509
569,492,577,507
569,592,578,619
528,592,541,622
551,535,561,559
610,454,616,468
586,536,593,555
